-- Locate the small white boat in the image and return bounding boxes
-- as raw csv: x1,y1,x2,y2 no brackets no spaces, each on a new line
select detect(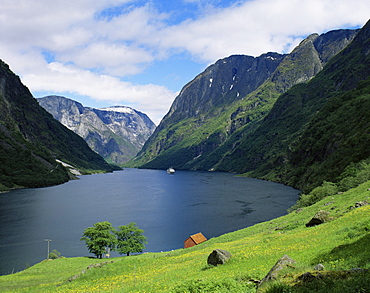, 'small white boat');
167,167,175,174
